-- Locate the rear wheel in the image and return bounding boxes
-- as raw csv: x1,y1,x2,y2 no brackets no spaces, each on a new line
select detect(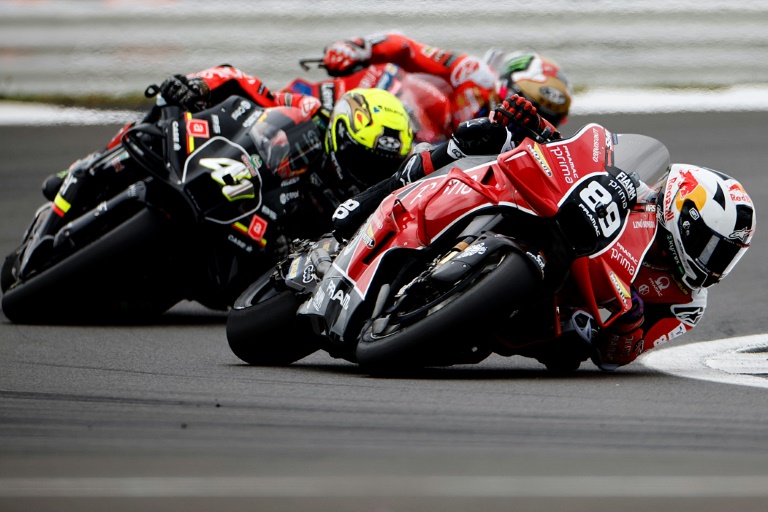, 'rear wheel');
356,250,539,371
227,270,321,366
